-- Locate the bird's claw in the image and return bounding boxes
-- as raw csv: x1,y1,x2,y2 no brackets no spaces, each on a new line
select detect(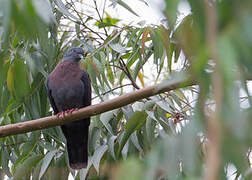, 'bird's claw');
66,108,78,114
56,108,79,118
56,112,65,118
